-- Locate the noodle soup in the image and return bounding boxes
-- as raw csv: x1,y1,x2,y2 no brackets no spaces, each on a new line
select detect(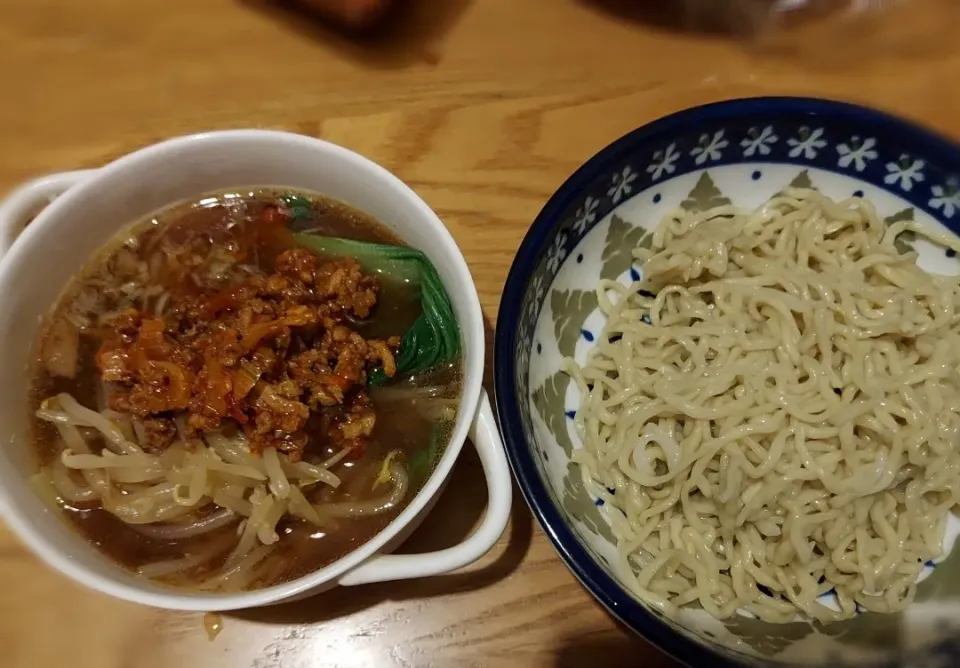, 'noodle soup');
28,189,462,592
